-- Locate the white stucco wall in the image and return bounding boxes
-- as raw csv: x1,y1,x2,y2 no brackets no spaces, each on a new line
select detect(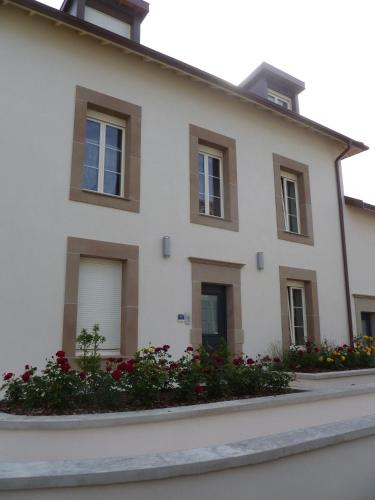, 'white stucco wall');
0,6,351,372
